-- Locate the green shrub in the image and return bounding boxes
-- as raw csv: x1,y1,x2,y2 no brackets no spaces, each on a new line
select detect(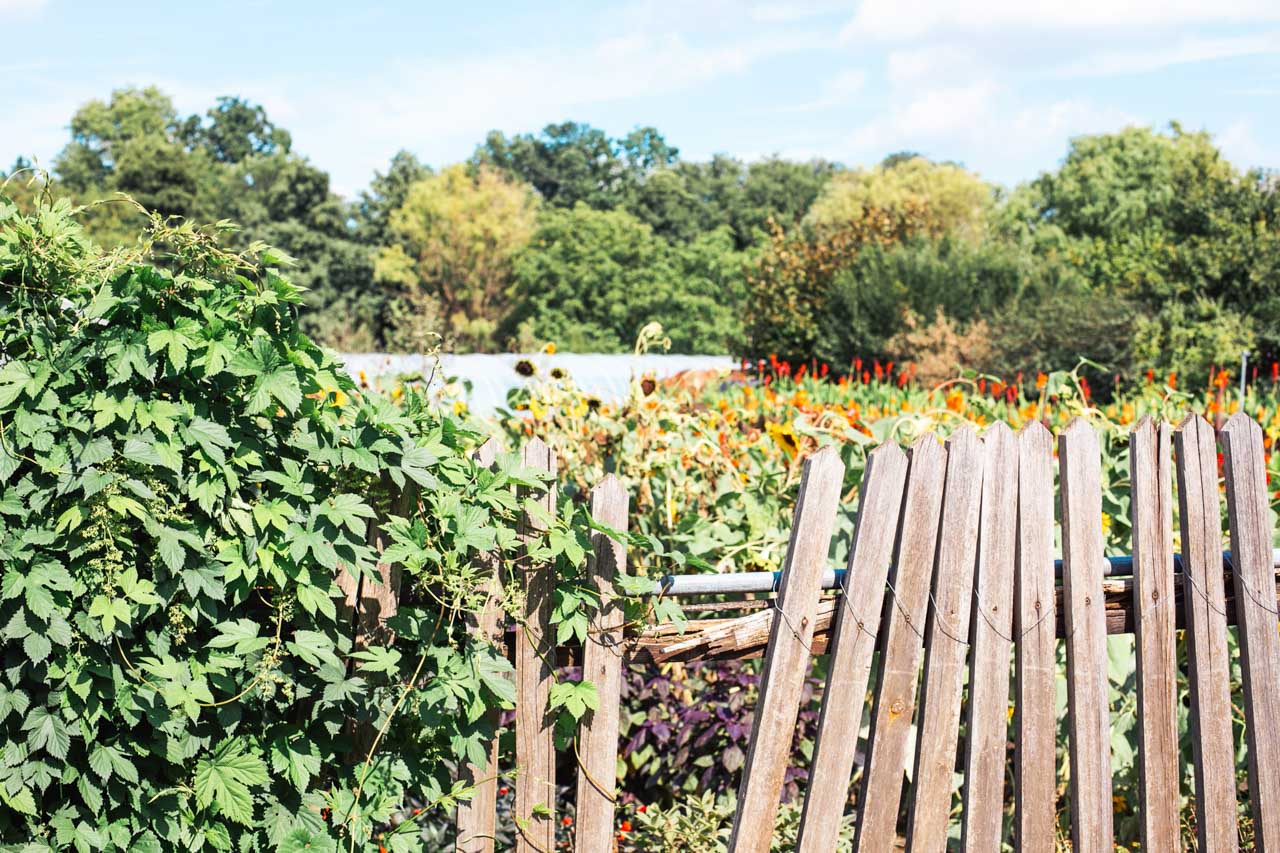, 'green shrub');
1131,297,1256,384
0,196,603,851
